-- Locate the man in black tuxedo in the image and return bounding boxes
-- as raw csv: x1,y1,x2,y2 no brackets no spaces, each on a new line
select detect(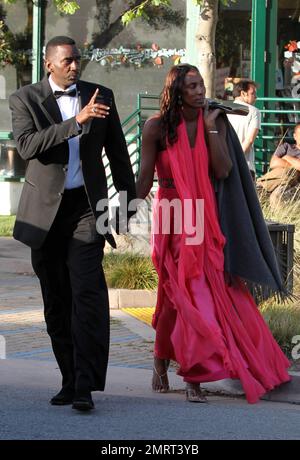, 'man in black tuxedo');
9,36,136,411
